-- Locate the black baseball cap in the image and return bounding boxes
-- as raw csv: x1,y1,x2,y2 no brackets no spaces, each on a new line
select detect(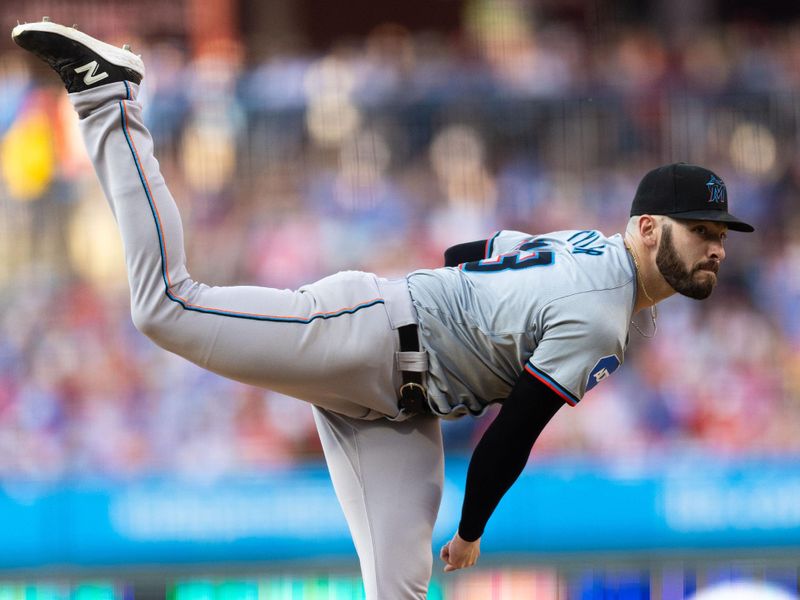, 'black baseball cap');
630,163,754,232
